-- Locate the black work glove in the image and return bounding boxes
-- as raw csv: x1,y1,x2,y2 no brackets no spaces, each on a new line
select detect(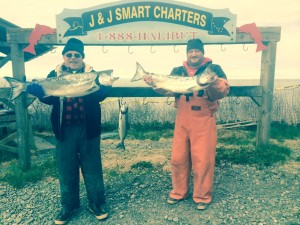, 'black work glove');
26,82,45,99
